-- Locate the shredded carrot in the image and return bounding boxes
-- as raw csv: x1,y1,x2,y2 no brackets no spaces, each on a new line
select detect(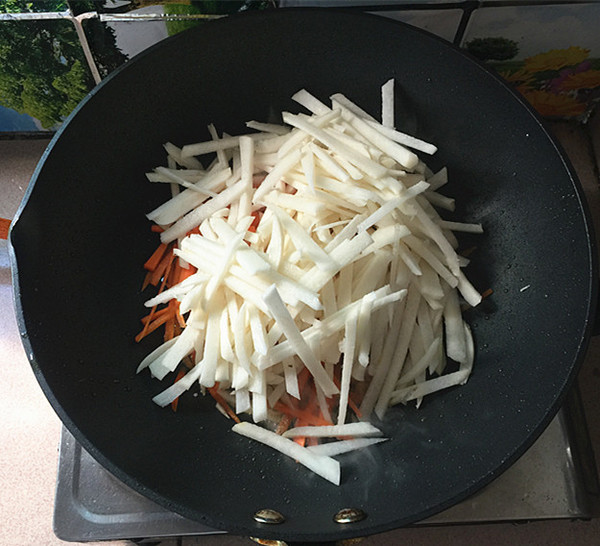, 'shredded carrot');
164,312,175,341
306,436,319,447
140,305,172,324
144,242,169,272
149,244,175,286
273,400,332,427
460,246,477,258
208,384,241,423
481,287,493,299
342,395,362,420
141,271,153,291
248,211,262,233
136,309,171,342
136,252,176,342
292,419,308,447
186,226,201,237
175,306,187,328
151,224,164,233
275,413,292,435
